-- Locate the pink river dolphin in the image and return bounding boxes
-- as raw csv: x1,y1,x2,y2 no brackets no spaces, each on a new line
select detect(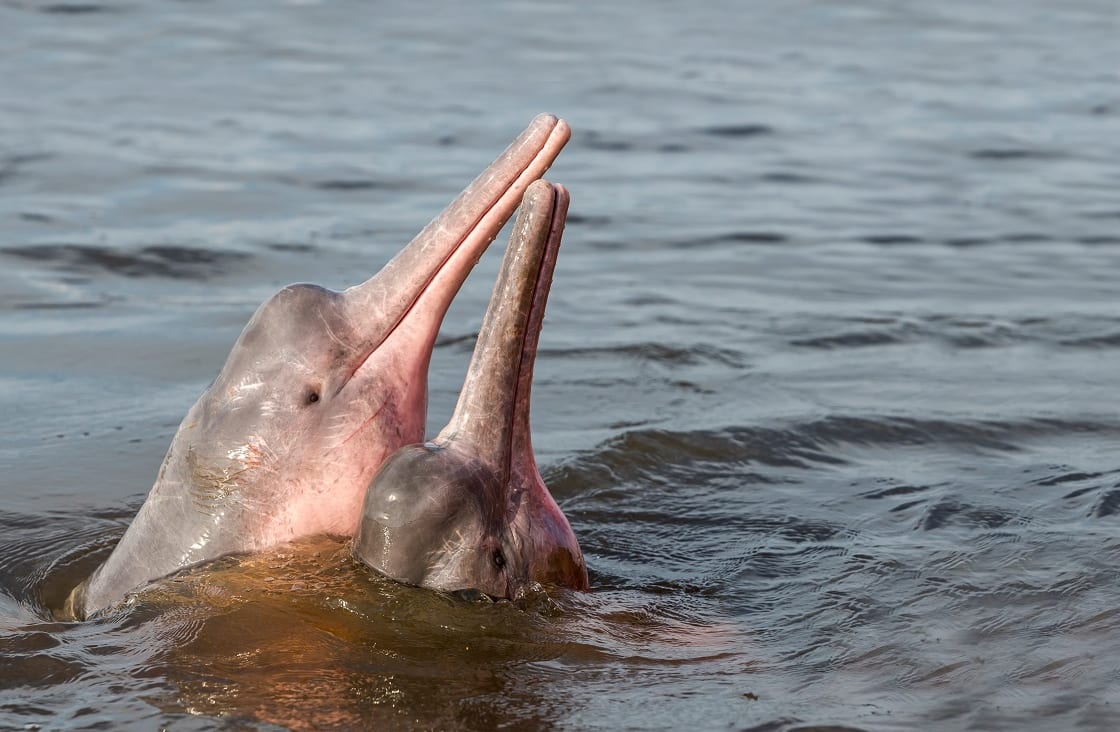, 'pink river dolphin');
67,115,571,618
